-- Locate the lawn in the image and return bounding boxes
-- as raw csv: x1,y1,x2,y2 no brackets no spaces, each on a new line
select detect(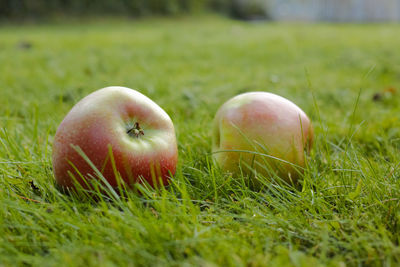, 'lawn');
0,15,399,266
